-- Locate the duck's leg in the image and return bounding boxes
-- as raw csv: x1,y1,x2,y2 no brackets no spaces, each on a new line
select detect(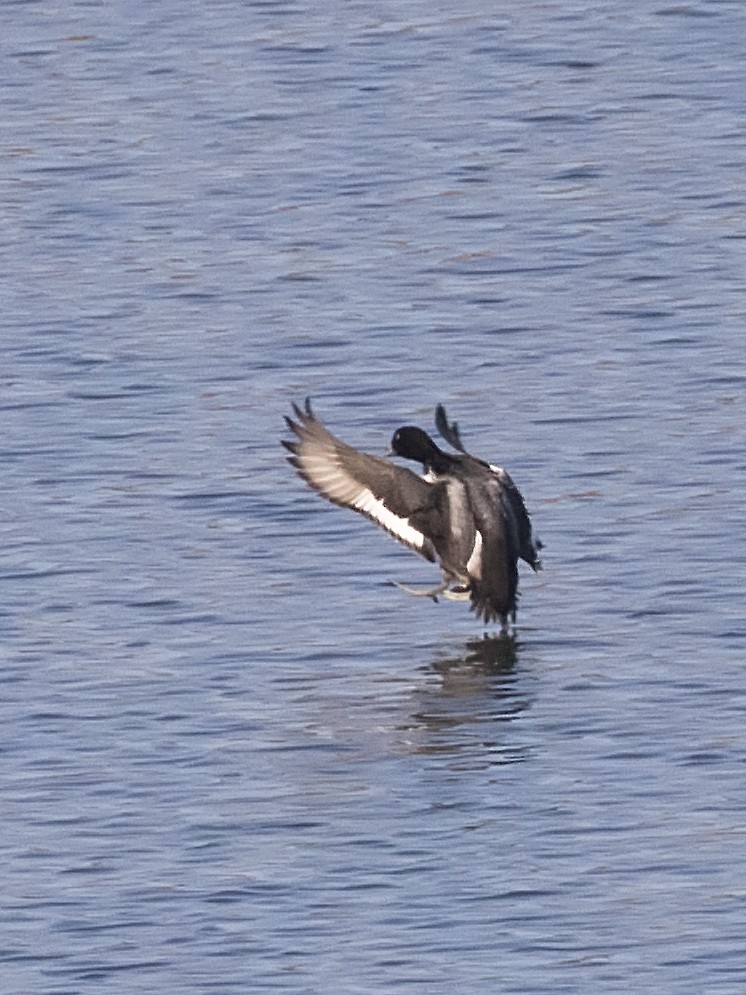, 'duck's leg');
393,569,474,604
392,569,456,603
442,585,471,602
393,579,449,603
